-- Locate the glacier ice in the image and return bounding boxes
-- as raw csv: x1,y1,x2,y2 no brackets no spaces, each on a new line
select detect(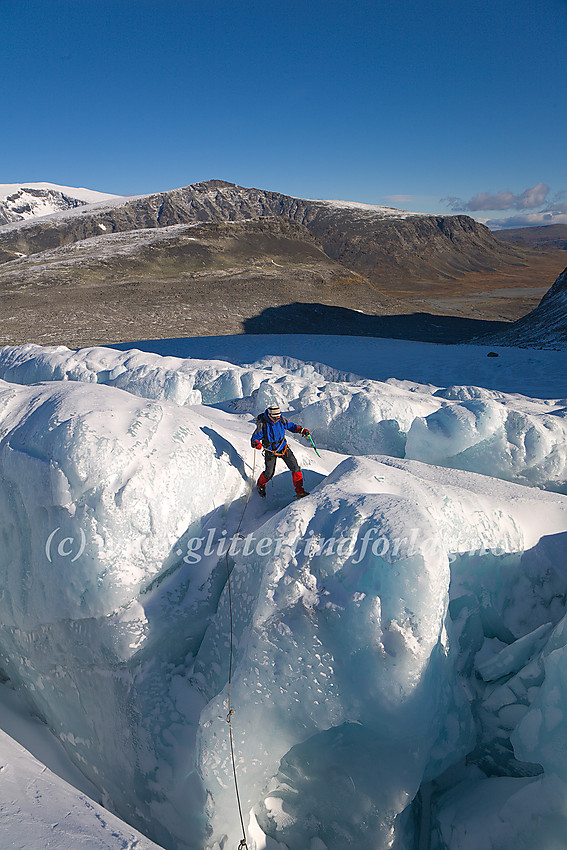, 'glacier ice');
406,397,567,492
430,771,567,850
0,377,247,847
0,343,441,459
1,341,567,848
0,724,162,849
3,342,567,490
